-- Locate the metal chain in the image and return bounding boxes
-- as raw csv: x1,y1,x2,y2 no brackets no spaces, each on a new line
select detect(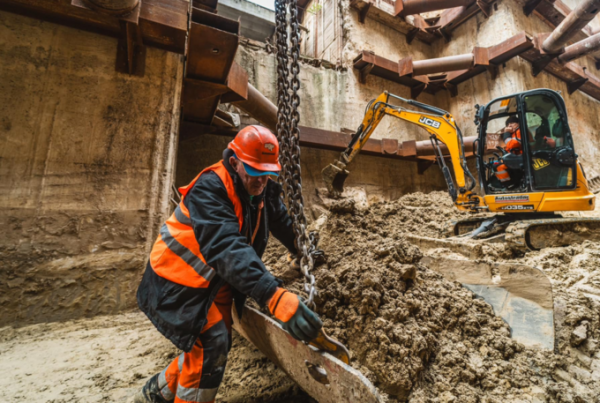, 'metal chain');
274,0,319,308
